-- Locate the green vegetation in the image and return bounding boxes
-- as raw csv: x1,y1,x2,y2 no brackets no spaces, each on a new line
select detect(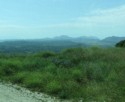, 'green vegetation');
0,47,125,102
116,40,125,47
0,40,83,54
